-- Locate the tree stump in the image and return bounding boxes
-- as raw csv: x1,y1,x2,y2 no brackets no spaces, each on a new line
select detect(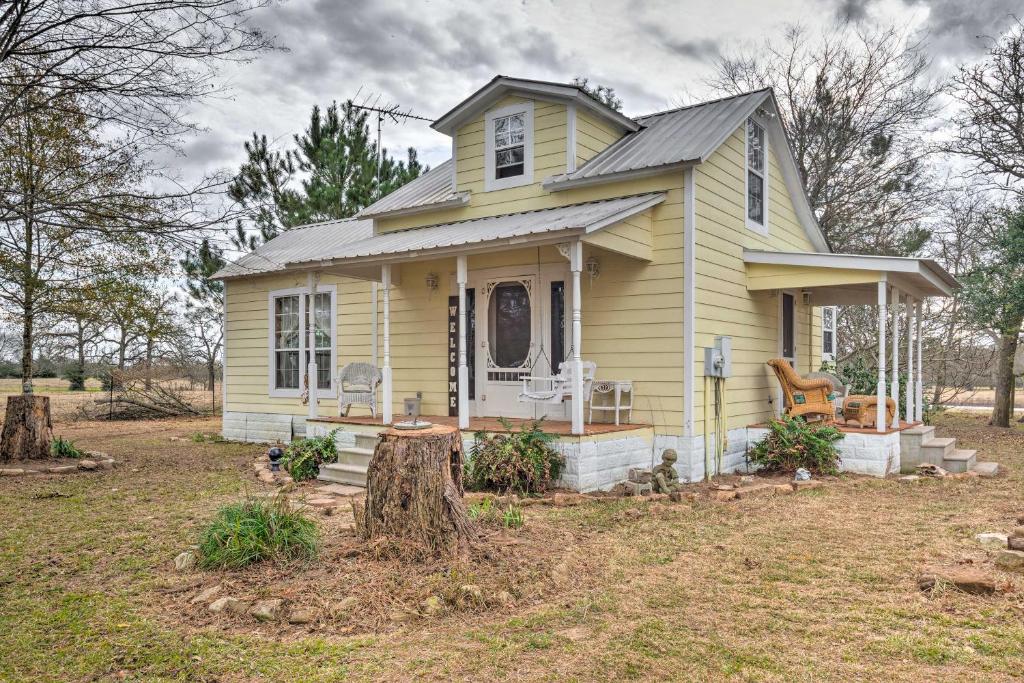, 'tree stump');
359,424,478,557
0,395,53,462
